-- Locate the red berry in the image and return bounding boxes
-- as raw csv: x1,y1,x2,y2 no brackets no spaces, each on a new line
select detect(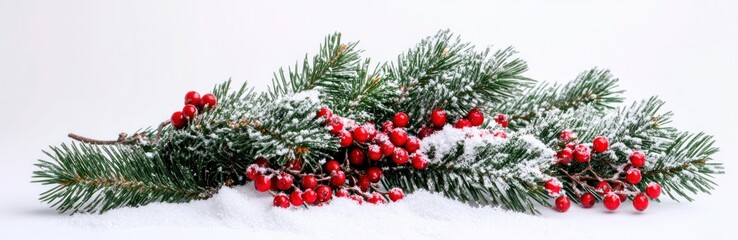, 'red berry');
315,185,332,202
330,171,346,187
626,168,642,184
381,121,394,132
290,191,304,206
335,189,350,198
494,114,508,128
349,148,365,166
630,151,646,168
317,107,333,119
392,147,409,165
646,182,661,199
245,164,260,180
373,132,389,143
302,189,318,204
273,194,290,208
544,178,562,196
404,137,421,153
182,104,198,119
327,116,344,134
350,195,364,205
254,157,269,167
555,195,571,212
430,109,447,127
557,148,573,165
580,193,595,208
592,136,609,153
454,119,472,129
286,158,302,171
254,175,272,192
367,145,383,161
389,129,408,146
565,143,575,150
352,126,370,143
276,173,294,191
632,193,649,211
201,93,217,109
596,181,612,194
388,188,404,202
380,141,395,156
170,111,187,129
393,112,410,128
367,167,383,183
367,192,385,204
357,175,371,192
338,130,353,147
324,160,341,174
467,109,484,126
411,153,429,170
418,126,435,139
559,129,576,142
184,91,201,105
573,144,591,163
603,192,621,211
301,174,318,189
